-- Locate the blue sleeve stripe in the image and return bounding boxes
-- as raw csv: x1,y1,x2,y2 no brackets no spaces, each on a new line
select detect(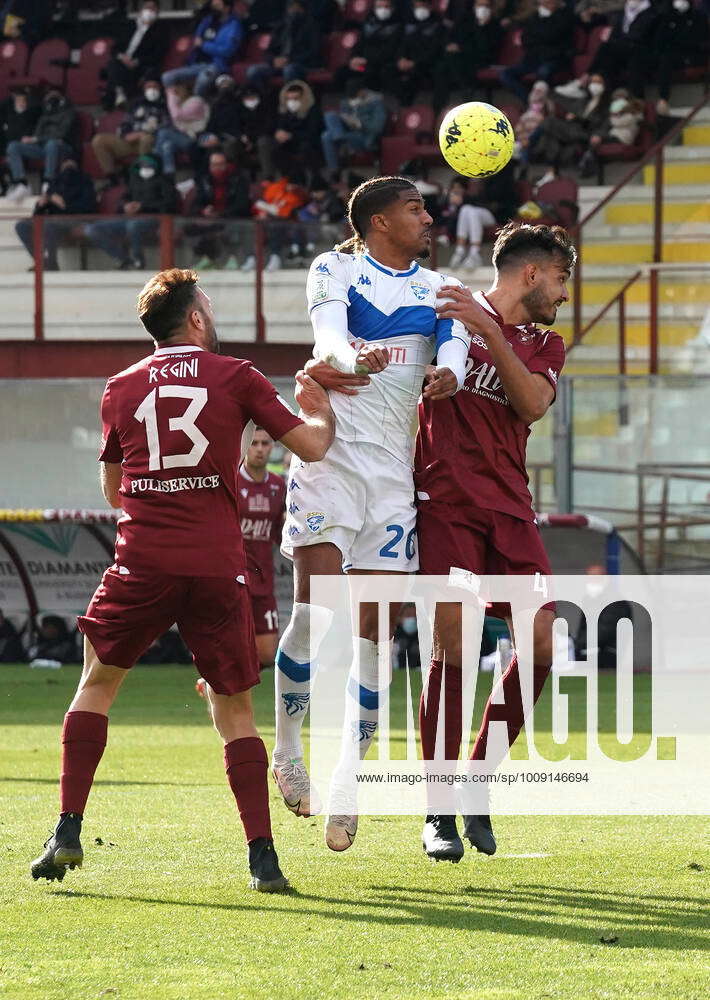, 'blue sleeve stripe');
435,317,454,350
